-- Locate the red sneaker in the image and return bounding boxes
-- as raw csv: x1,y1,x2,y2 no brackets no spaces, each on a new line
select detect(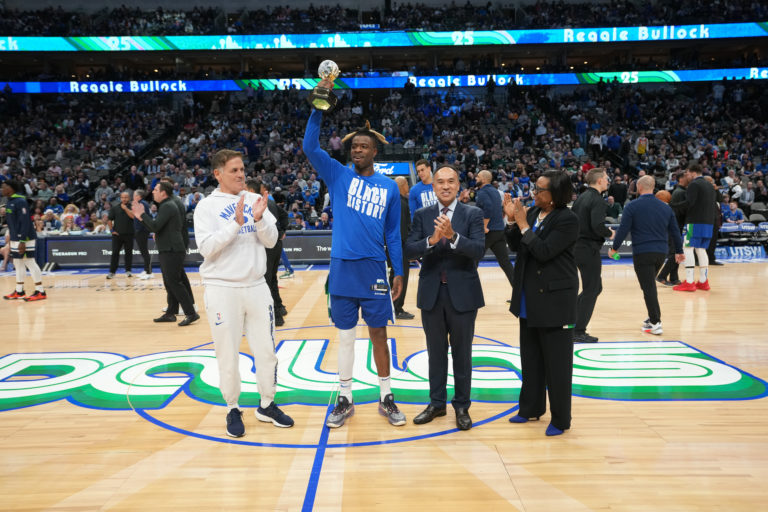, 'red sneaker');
3,290,25,300
23,291,47,302
695,280,710,291
672,281,697,292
